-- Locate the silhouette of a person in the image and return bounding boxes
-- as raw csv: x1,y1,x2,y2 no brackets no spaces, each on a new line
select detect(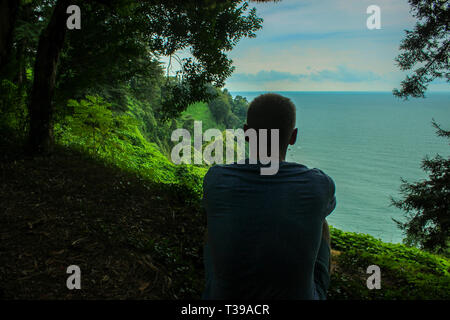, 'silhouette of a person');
202,93,336,299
